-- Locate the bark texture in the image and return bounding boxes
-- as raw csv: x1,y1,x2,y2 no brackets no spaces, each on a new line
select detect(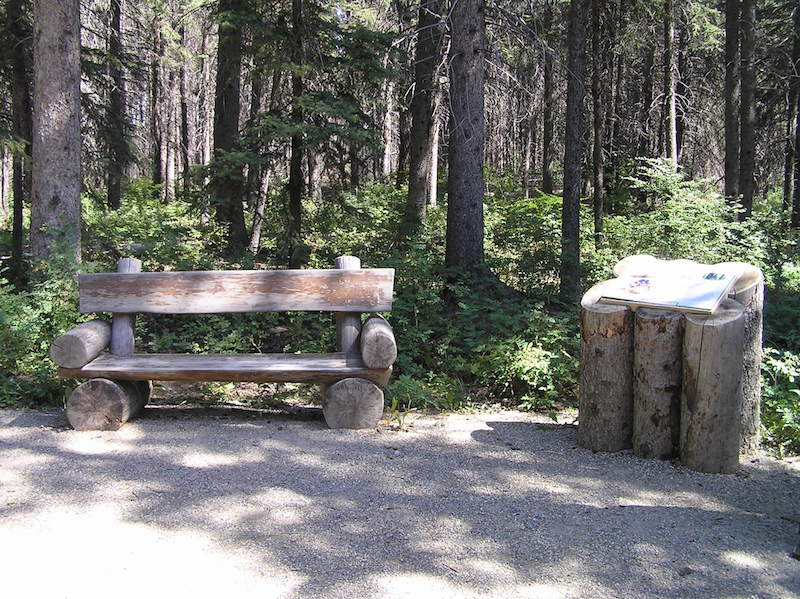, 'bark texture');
31,0,81,263
681,299,745,474
405,0,444,231
724,0,740,201
559,0,589,303
728,266,764,456
738,0,756,218
578,300,634,452
212,0,248,254
633,308,683,460
445,0,486,273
